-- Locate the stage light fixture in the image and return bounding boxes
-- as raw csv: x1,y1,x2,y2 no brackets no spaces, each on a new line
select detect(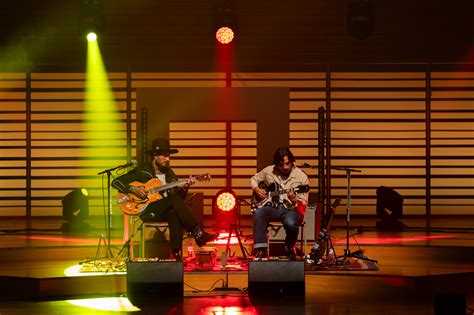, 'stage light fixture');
214,0,236,44
215,190,237,212
216,26,234,45
87,32,97,42
212,189,238,231
347,0,374,40
376,186,405,230
79,0,105,41
61,188,90,233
